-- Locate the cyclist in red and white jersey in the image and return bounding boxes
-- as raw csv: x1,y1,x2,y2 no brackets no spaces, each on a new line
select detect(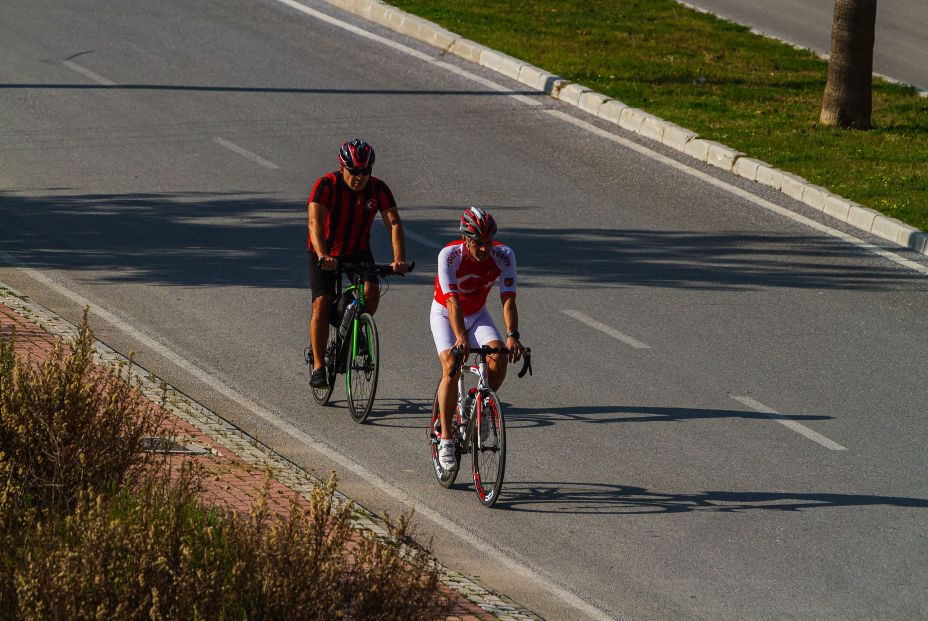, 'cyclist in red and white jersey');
430,207,525,469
